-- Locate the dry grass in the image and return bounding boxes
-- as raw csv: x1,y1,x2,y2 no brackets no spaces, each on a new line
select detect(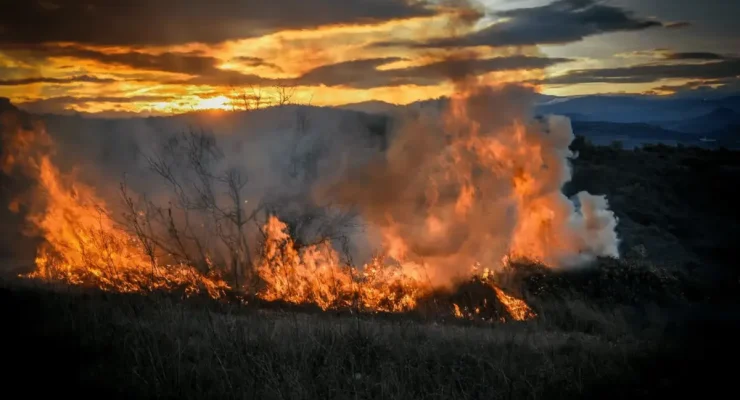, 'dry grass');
4,278,737,400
